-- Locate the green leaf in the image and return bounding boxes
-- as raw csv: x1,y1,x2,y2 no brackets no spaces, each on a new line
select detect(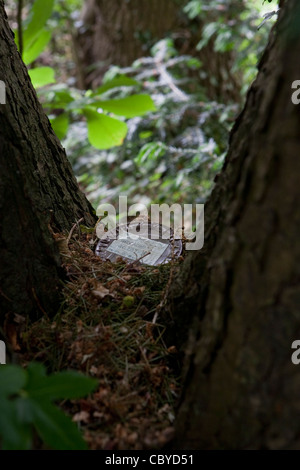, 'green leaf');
28,67,56,88
186,57,202,69
43,86,75,110
25,362,46,392
28,370,97,401
23,30,51,65
27,361,47,377
84,109,128,149
134,142,166,165
0,367,31,450
23,0,55,51
94,75,139,95
183,0,203,19
0,363,97,450
50,113,69,140
30,400,87,450
0,365,27,397
0,399,31,450
139,130,153,139
95,94,156,118
196,22,219,50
